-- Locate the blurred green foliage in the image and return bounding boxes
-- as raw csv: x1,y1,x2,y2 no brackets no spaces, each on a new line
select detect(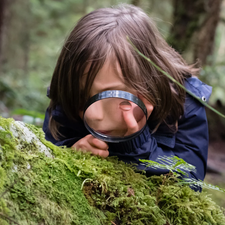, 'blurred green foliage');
204,174,225,209
0,0,225,113
0,0,172,115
